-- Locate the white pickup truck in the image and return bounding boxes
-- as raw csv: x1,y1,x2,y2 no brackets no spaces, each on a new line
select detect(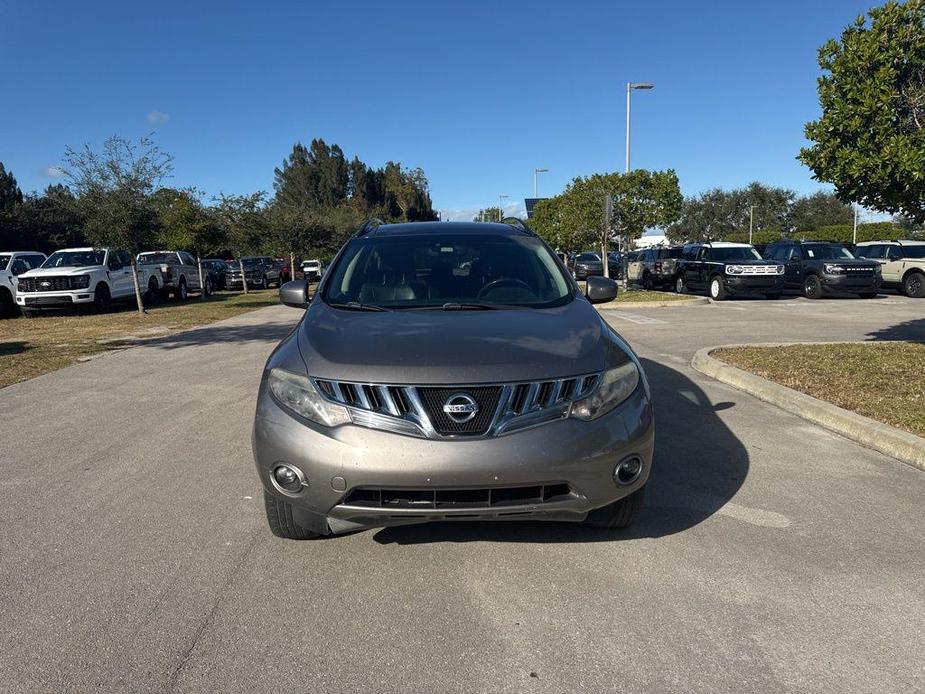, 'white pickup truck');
15,247,159,315
137,250,207,300
0,251,48,317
